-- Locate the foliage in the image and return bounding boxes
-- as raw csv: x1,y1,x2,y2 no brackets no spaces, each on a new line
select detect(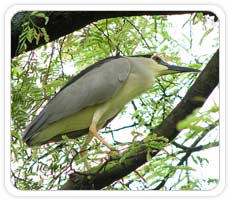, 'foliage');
11,12,219,190
16,11,49,55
